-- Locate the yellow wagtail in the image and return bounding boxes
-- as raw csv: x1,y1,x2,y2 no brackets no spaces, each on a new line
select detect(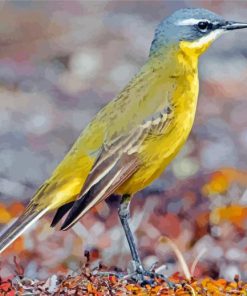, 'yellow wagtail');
0,8,247,281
